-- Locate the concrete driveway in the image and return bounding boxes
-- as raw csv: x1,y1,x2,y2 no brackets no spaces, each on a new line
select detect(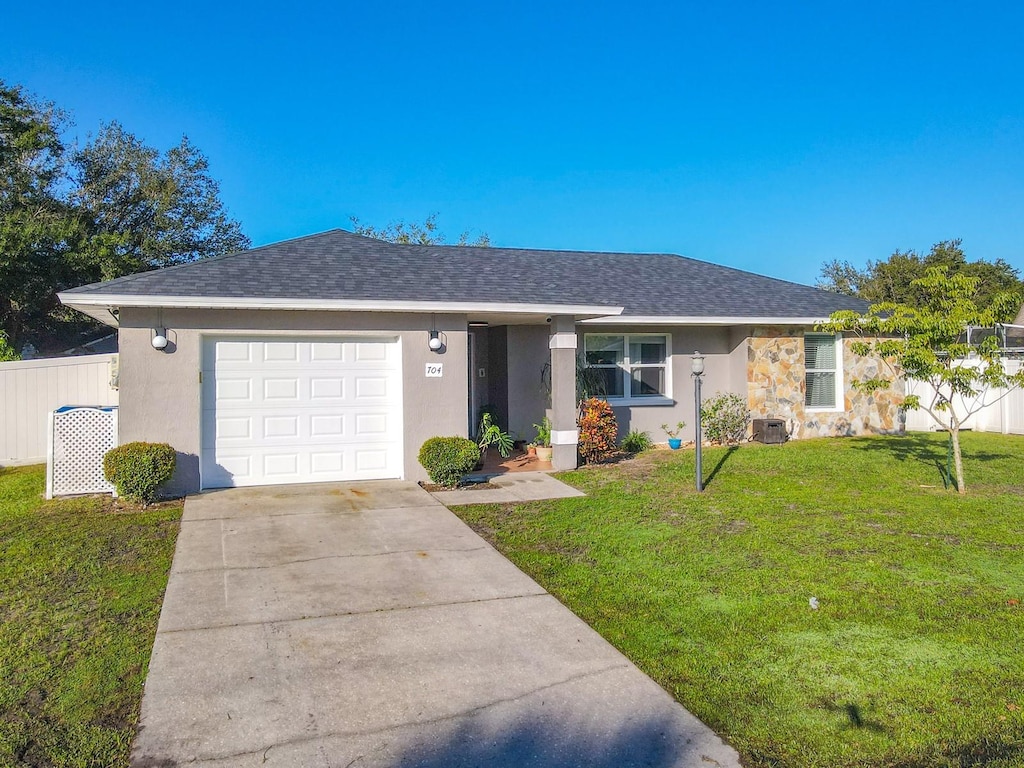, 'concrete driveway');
132,480,739,768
